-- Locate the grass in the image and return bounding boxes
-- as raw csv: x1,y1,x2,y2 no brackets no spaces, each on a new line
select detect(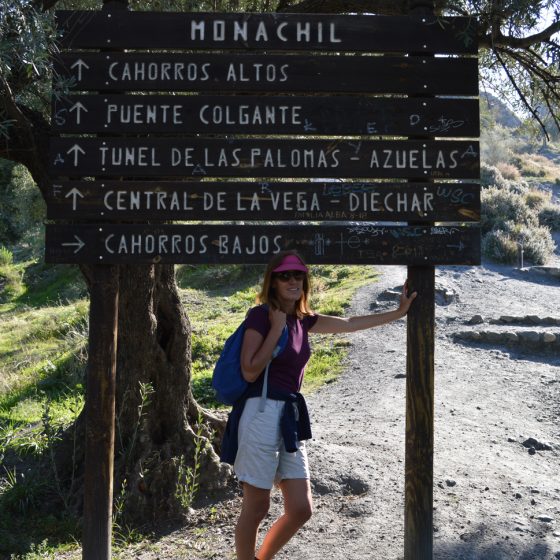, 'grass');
0,256,378,557
514,143,560,184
